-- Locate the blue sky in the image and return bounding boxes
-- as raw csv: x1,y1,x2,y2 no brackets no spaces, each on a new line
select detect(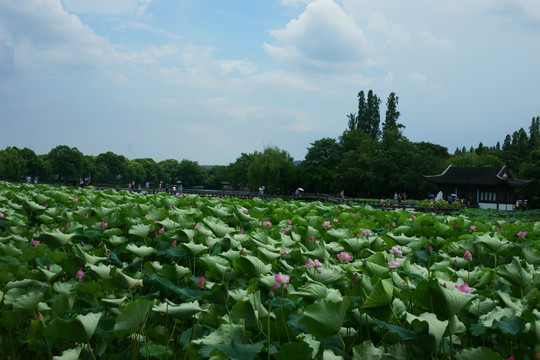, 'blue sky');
1,0,539,165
